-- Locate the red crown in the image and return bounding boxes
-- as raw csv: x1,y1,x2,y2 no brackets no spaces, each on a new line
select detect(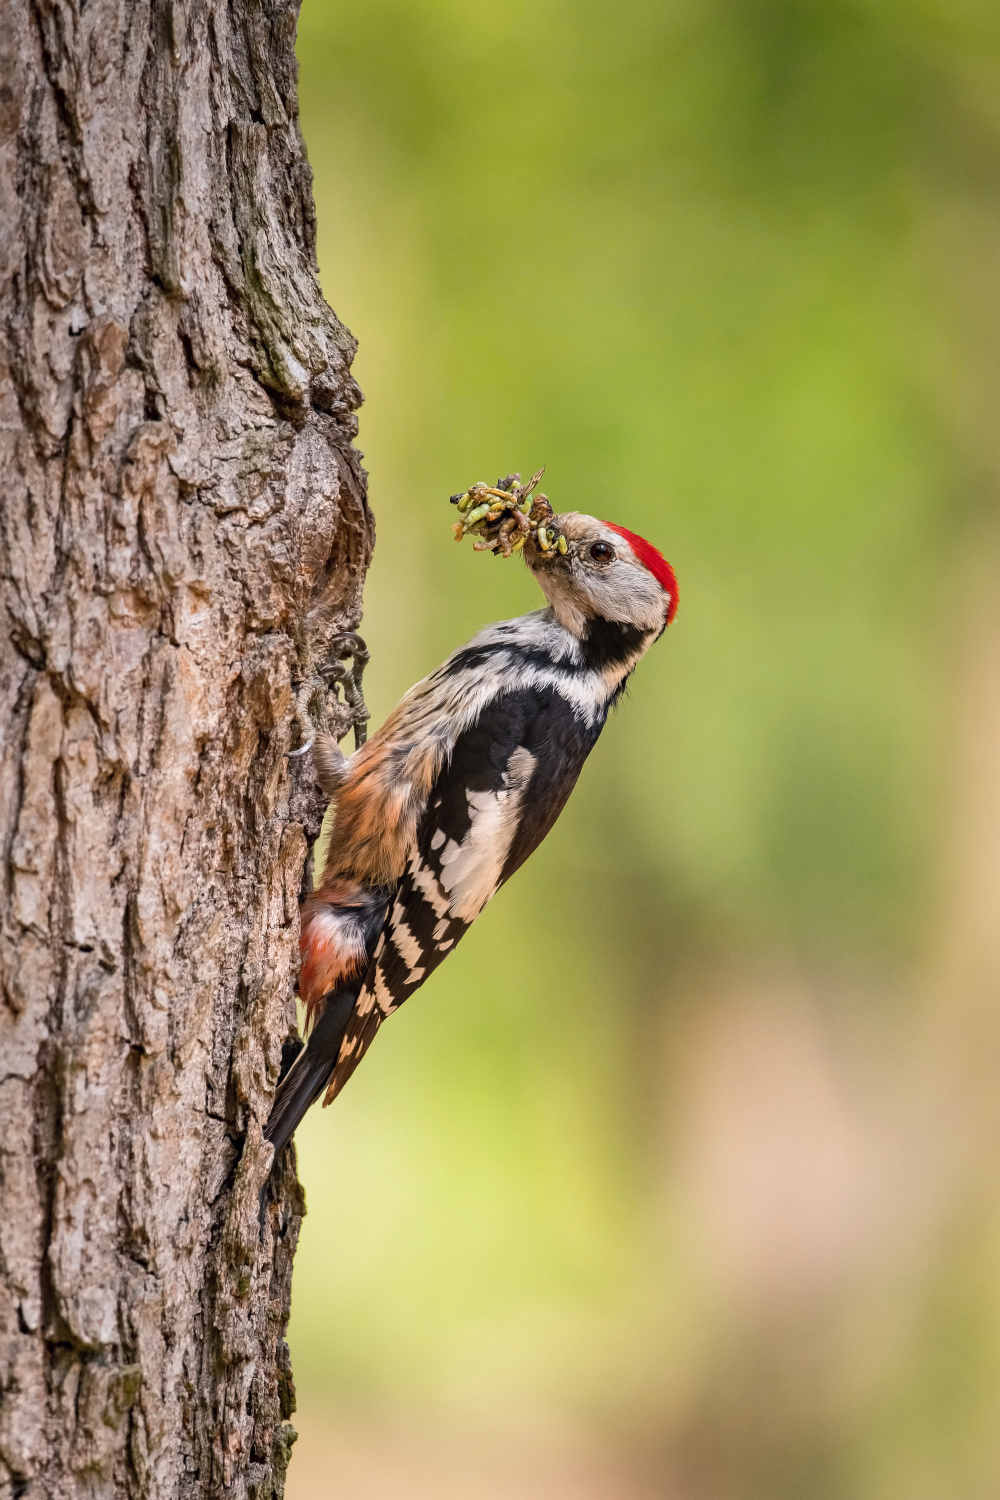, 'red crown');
603,523,679,625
